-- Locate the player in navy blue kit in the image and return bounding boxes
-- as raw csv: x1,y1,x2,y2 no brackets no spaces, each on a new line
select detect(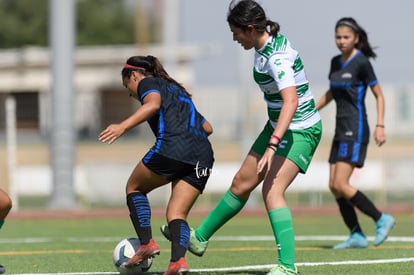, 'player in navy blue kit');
99,55,214,274
316,17,395,249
